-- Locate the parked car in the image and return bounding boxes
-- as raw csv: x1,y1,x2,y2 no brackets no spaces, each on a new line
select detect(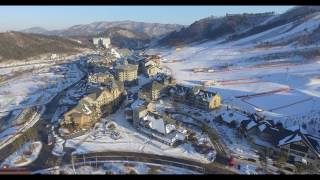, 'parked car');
229,156,236,167
283,167,293,172
247,158,256,163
